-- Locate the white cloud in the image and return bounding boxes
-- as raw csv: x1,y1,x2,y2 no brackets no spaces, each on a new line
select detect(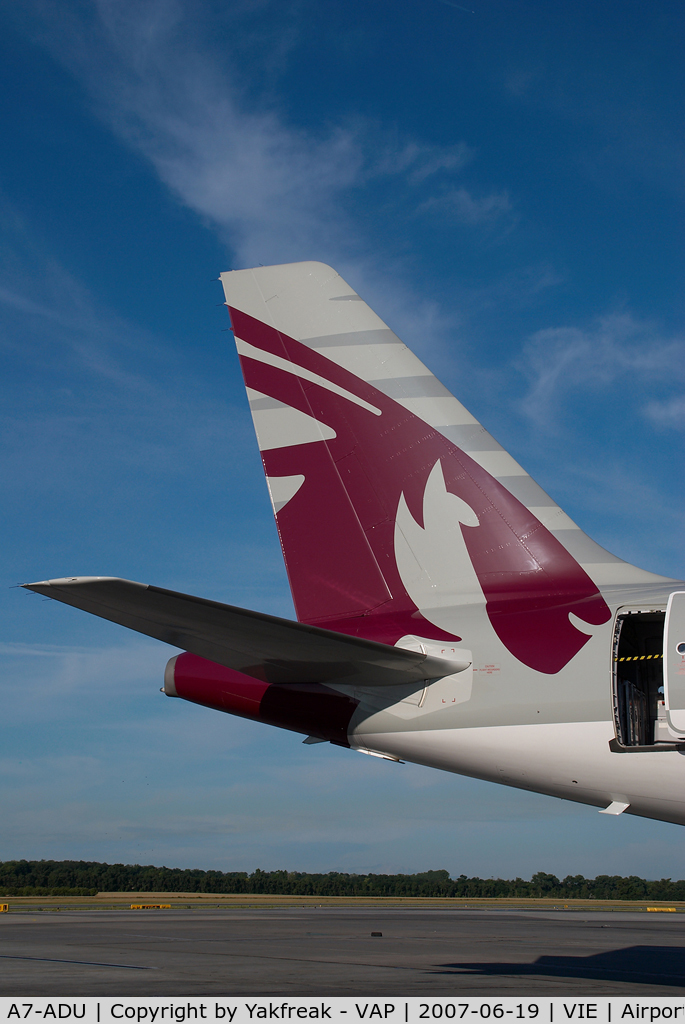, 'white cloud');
0,640,170,707
519,311,685,427
9,0,498,365
0,245,157,394
0,202,262,507
644,393,685,430
403,142,474,183
419,186,511,225
18,2,412,266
